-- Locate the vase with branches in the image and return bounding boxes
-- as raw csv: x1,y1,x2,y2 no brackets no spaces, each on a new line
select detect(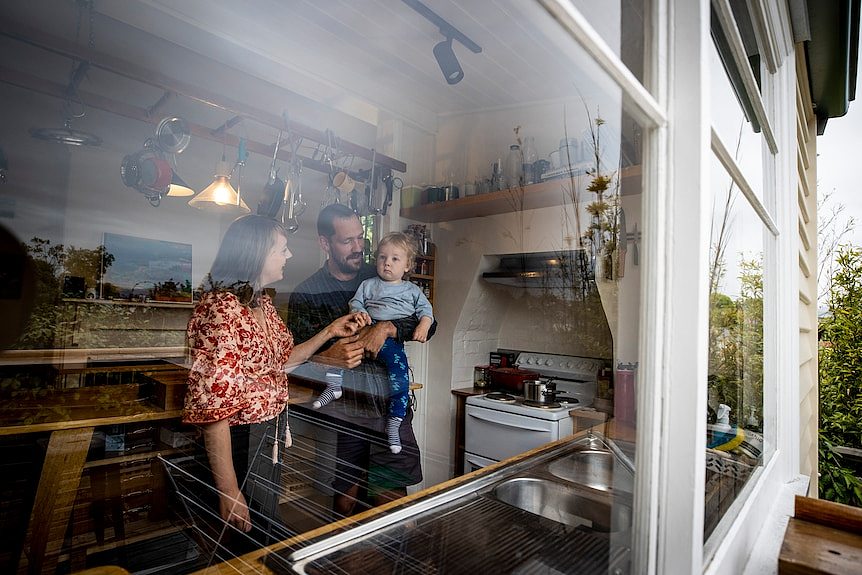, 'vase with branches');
581,110,621,281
